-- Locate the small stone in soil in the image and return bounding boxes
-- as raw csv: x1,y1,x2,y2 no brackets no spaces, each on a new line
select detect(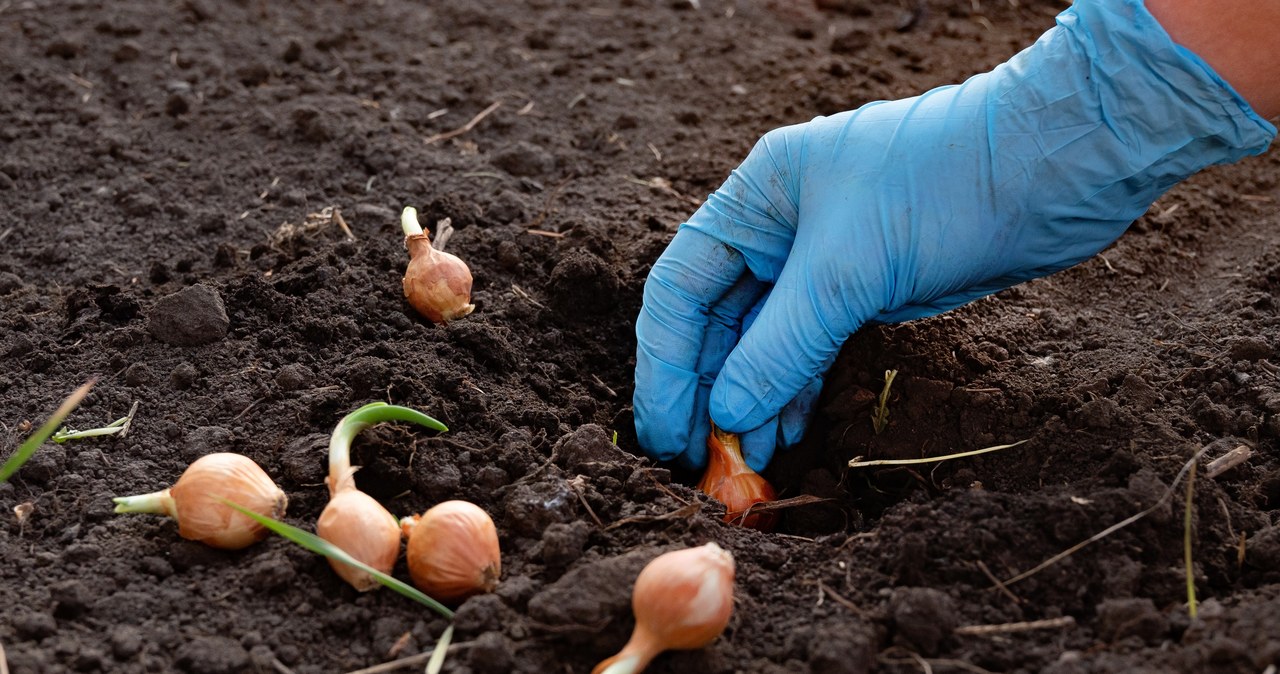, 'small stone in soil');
527,549,650,629
274,363,313,391
553,423,632,473
170,361,199,389
1245,524,1280,570
183,425,235,462
503,480,577,538
468,631,516,674
139,556,174,579
50,579,93,619
13,610,57,639
452,594,511,635
245,552,296,592
124,362,153,386
490,141,556,178
62,543,101,565
539,520,591,569
109,625,144,659
175,635,251,674
147,284,230,346
1095,597,1168,643
1229,336,1272,361
807,622,876,674
547,250,620,316
0,271,23,294
890,587,958,655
